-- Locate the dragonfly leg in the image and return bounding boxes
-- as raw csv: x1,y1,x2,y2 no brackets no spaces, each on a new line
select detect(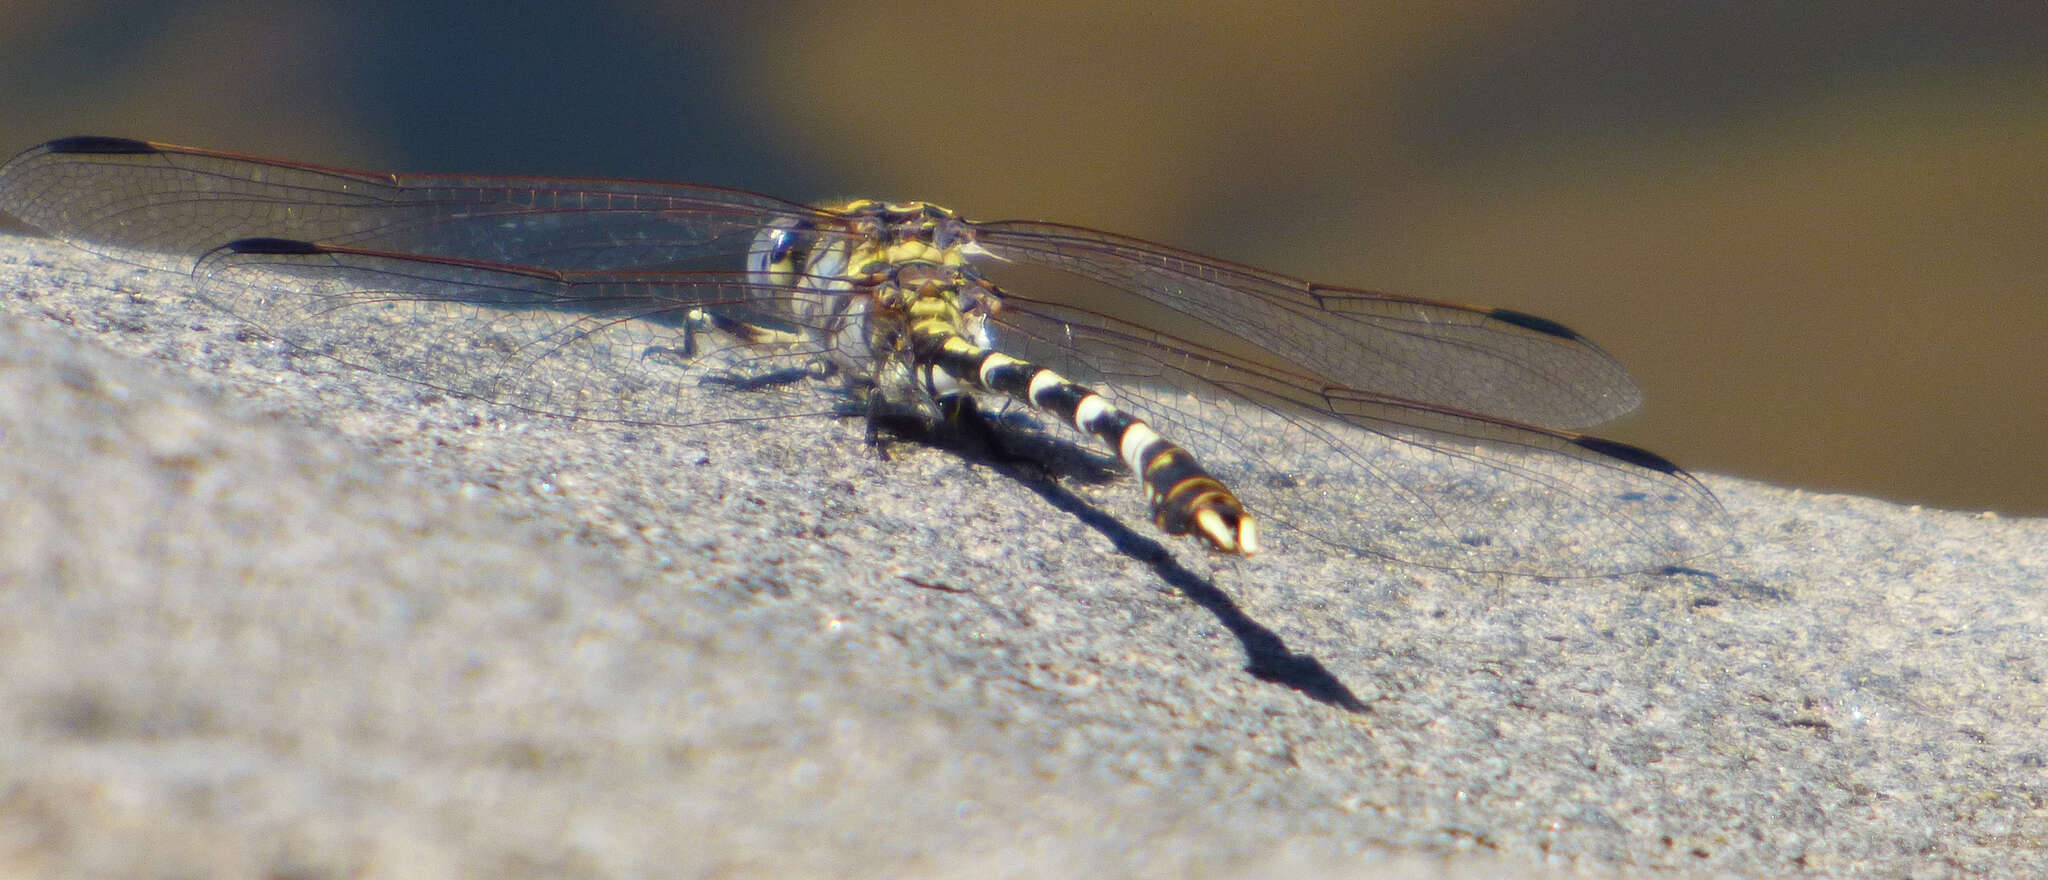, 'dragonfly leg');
680,309,838,390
